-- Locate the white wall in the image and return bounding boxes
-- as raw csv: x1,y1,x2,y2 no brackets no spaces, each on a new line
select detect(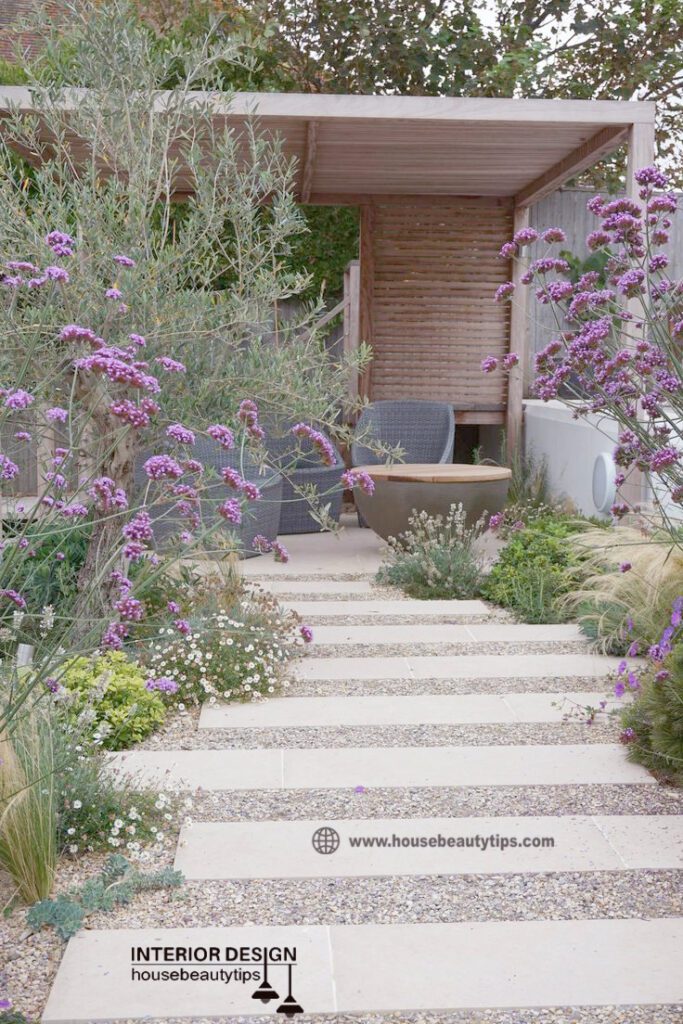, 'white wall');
524,400,620,517
524,400,682,521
